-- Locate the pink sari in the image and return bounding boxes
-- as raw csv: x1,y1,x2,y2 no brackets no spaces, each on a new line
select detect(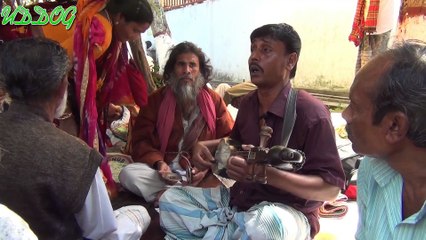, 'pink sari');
73,0,148,196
